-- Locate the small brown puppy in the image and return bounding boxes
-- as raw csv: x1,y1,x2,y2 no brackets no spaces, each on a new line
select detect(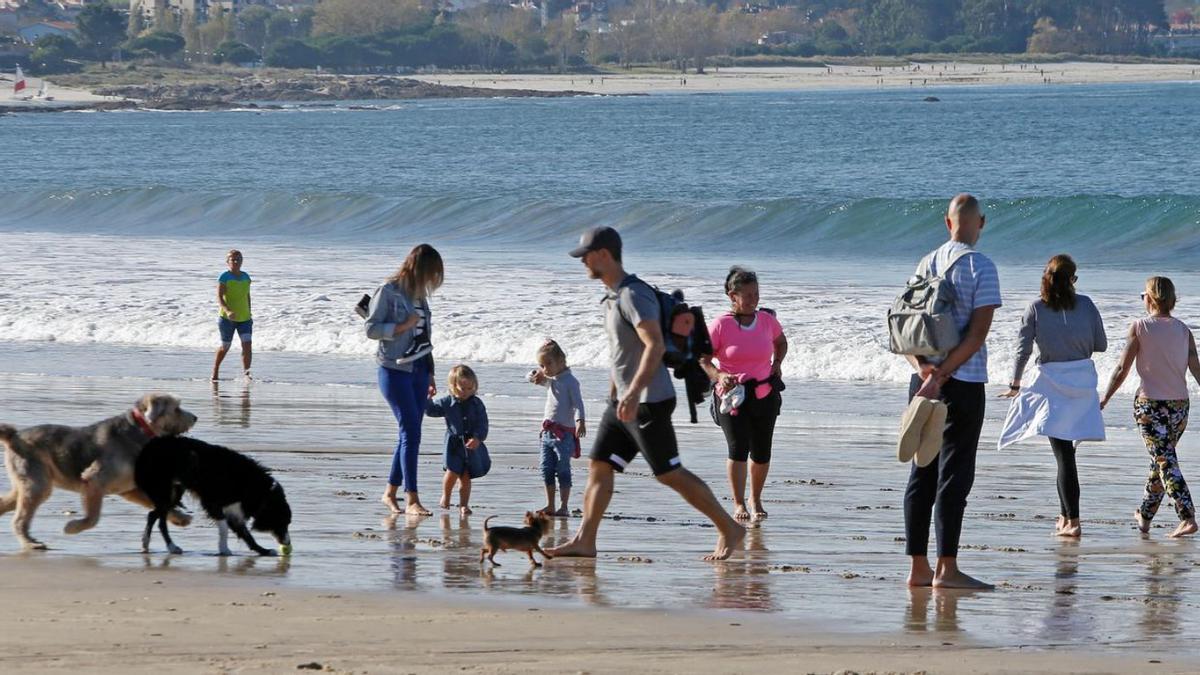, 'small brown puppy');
480,511,553,567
